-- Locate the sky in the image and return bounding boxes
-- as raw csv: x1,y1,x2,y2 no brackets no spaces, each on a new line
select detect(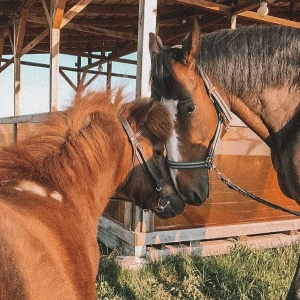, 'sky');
0,52,137,118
